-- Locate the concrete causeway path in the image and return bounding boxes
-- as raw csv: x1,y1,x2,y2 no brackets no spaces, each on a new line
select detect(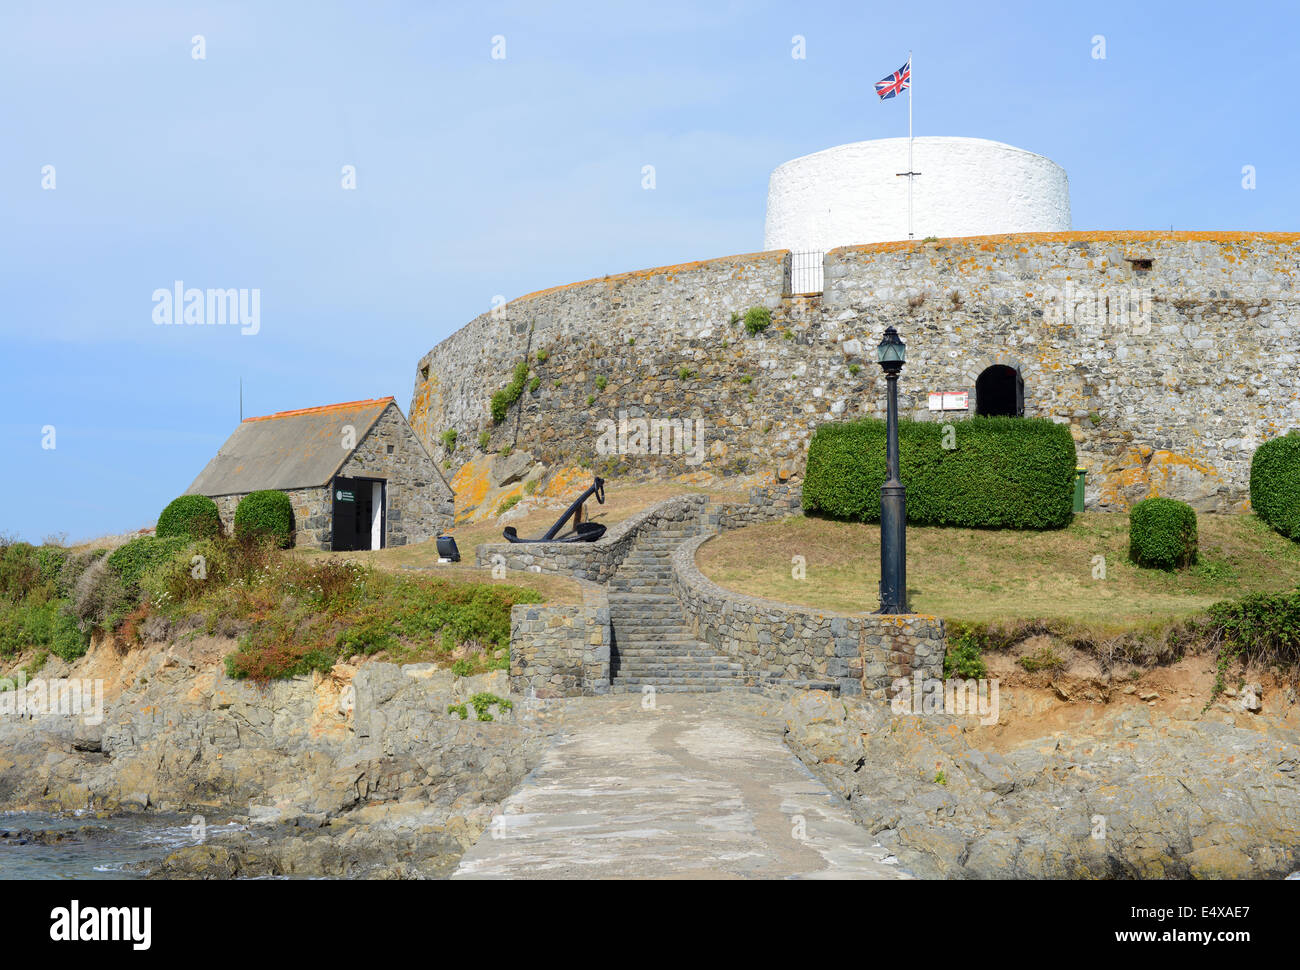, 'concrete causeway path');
452,694,909,880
